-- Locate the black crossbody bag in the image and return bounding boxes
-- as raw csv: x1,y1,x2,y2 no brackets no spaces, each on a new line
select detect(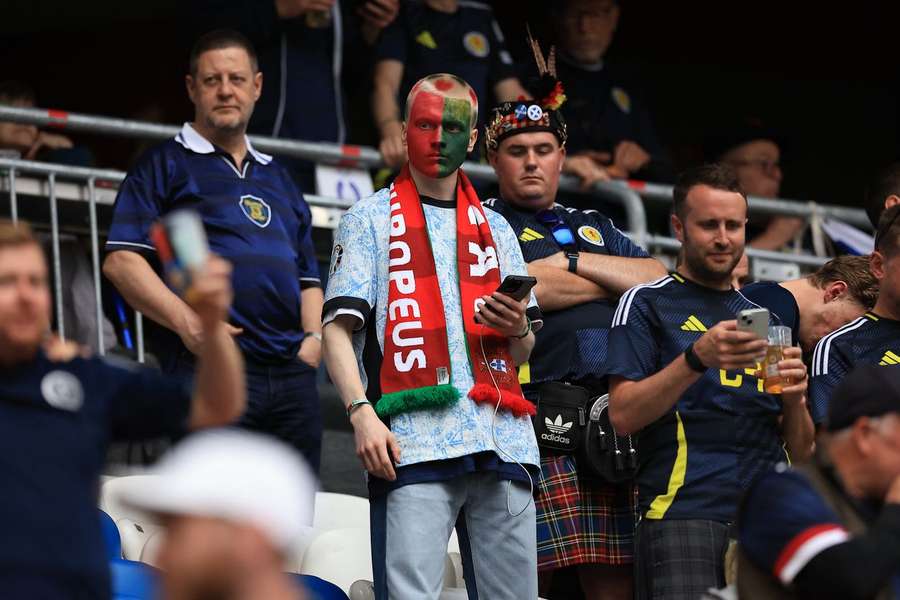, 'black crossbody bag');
531,381,637,483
